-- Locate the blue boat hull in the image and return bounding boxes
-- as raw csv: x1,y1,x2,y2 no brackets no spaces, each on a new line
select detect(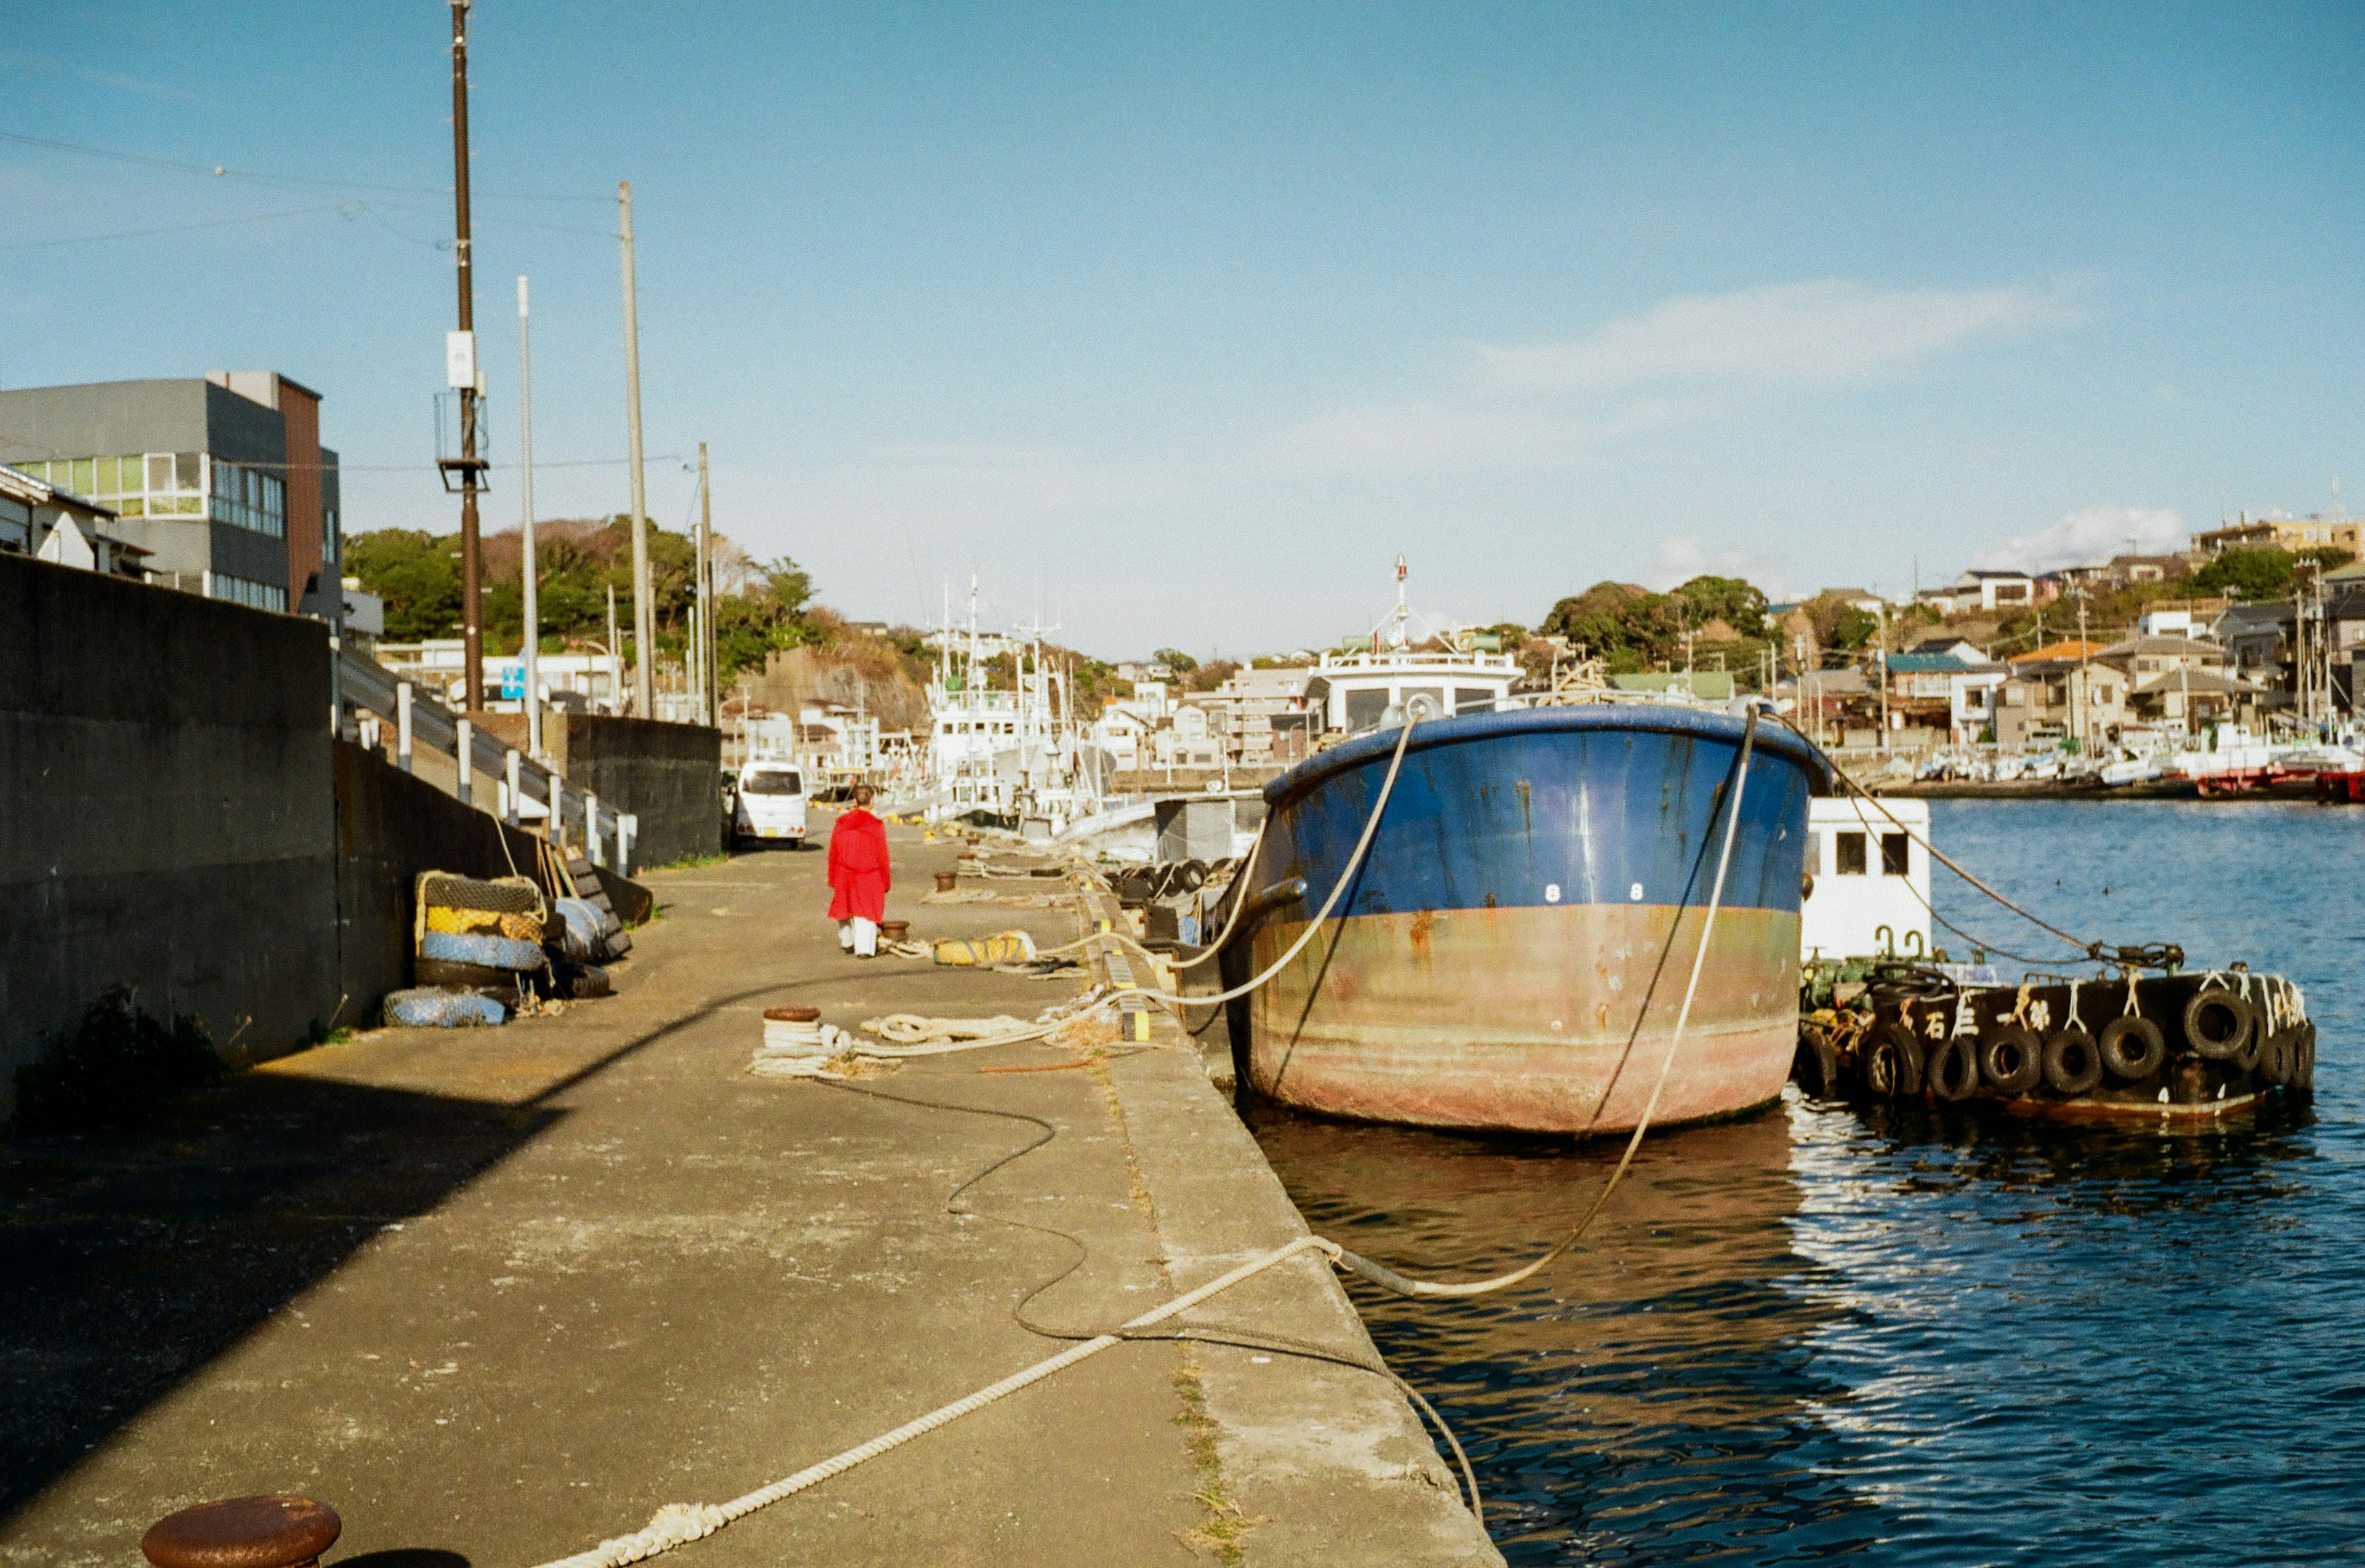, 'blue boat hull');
1225,706,1825,1134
